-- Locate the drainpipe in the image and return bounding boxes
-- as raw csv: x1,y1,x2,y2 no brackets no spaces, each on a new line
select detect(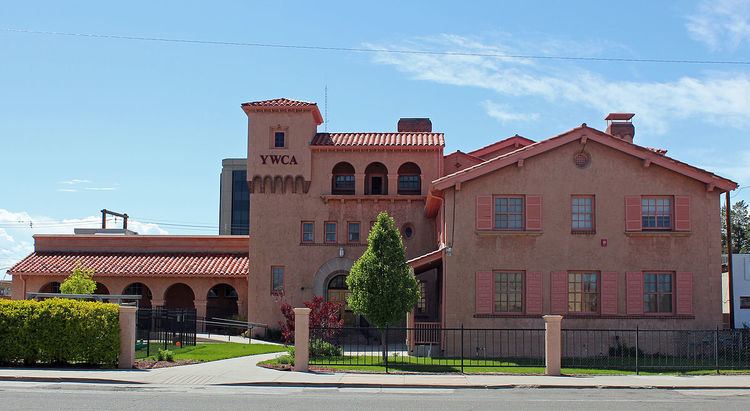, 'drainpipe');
726,191,735,329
